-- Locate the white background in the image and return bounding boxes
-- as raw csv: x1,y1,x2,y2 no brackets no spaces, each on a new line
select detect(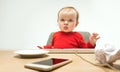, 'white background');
0,0,120,50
